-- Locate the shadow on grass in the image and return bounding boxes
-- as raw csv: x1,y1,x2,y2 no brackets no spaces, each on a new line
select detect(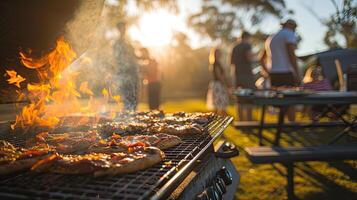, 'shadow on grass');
327,161,357,183
296,163,357,200
237,128,276,146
